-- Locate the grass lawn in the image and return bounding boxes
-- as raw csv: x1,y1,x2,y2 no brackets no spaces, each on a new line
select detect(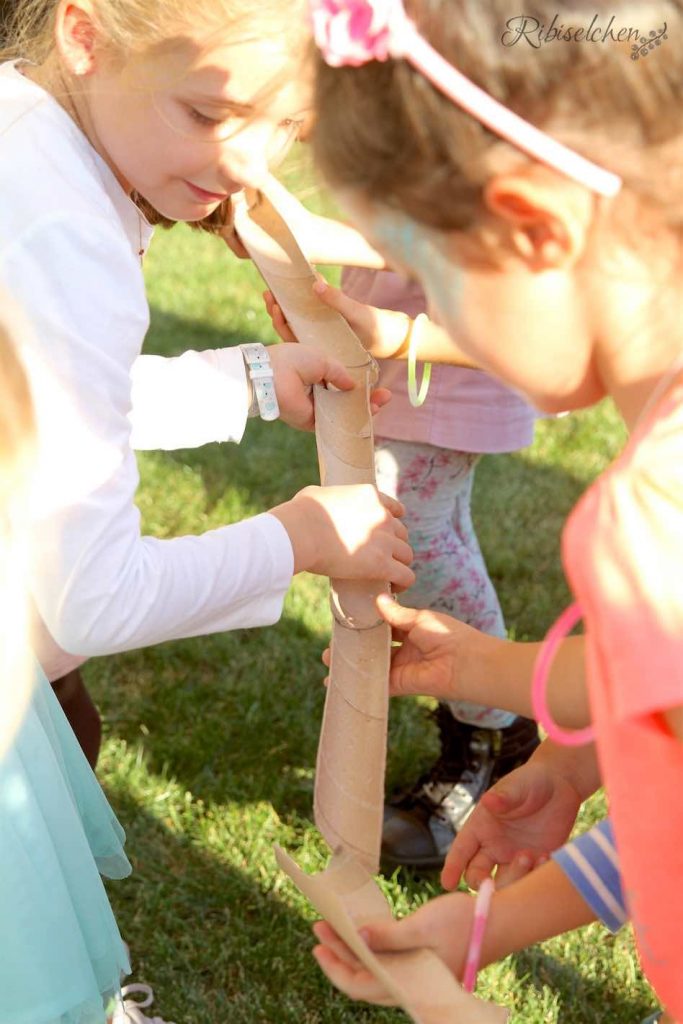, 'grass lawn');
88,178,654,1023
